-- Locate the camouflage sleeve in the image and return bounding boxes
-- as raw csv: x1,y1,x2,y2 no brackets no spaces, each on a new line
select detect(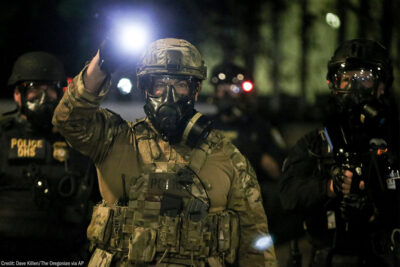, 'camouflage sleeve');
224,141,278,267
52,66,124,163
